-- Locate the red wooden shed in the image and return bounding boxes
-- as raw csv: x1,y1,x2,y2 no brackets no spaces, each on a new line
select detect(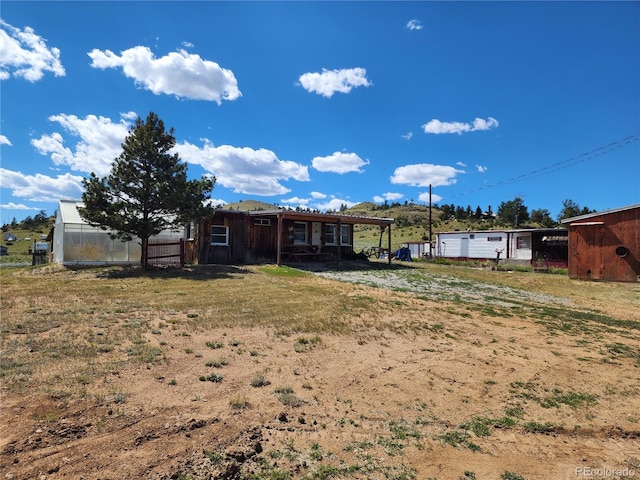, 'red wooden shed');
561,204,640,282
